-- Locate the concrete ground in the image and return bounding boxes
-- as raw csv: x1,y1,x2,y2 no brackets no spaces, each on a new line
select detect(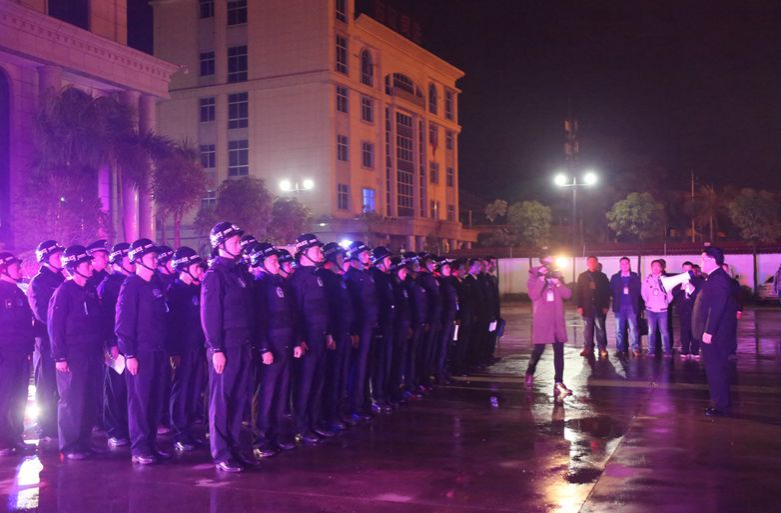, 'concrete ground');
1,302,780,513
